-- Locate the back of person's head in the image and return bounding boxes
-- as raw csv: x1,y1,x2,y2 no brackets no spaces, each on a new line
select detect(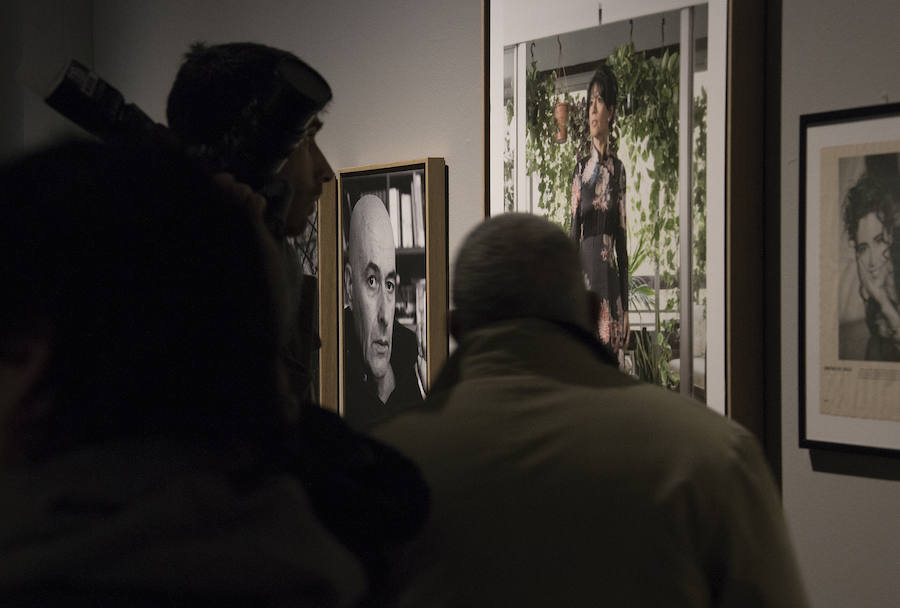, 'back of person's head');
166,41,332,186
0,139,286,460
452,213,590,335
